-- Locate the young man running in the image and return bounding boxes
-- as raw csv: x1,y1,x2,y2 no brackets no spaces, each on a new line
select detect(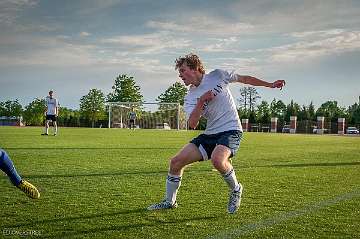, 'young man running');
148,53,285,213
0,149,40,199
42,90,59,136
